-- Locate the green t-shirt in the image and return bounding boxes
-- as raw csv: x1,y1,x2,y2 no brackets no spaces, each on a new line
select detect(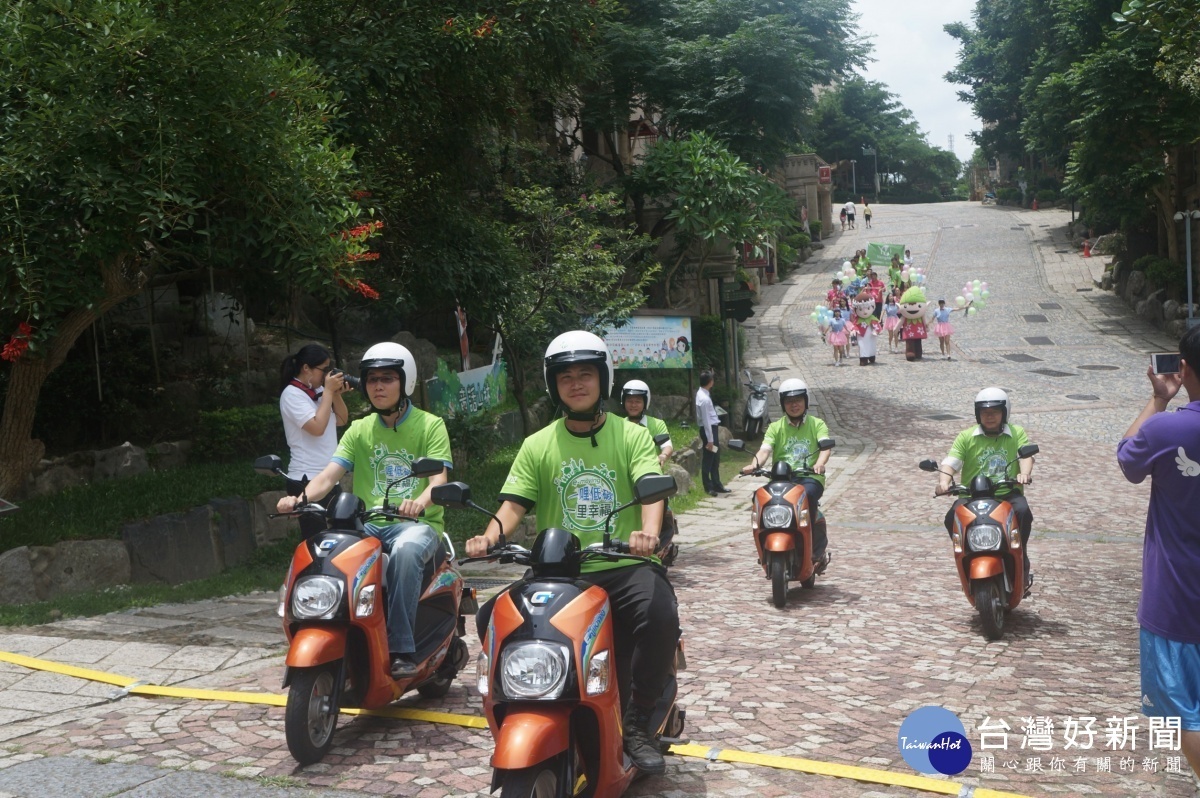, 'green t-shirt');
943,423,1030,496
762,415,832,486
627,414,670,448
501,416,662,572
332,405,453,531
